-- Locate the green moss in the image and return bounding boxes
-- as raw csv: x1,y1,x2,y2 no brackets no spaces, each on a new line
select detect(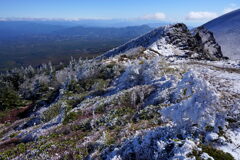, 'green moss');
63,110,82,125
9,132,18,138
119,92,134,108
65,92,89,109
218,126,225,137
114,107,135,118
98,63,119,80
131,105,162,125
164,67,177,74
105,131,116,146
17,143,27,153
0,143,28,159
0,110,8,121
70,120,92,132
138,110,155,121
187,149,201,160
0,149,13,160
226,118,237,123
68,78,109,94
183,88,187,96
202,145,234,160
44,89,59,104
76,147,89,159
42,103,62,122
38,142,53,153
95,79,109,91
205,126,214,132
95,103,107,114
79,79,100,92
67,80,85,93
78,120,92,132
48,132,60,138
